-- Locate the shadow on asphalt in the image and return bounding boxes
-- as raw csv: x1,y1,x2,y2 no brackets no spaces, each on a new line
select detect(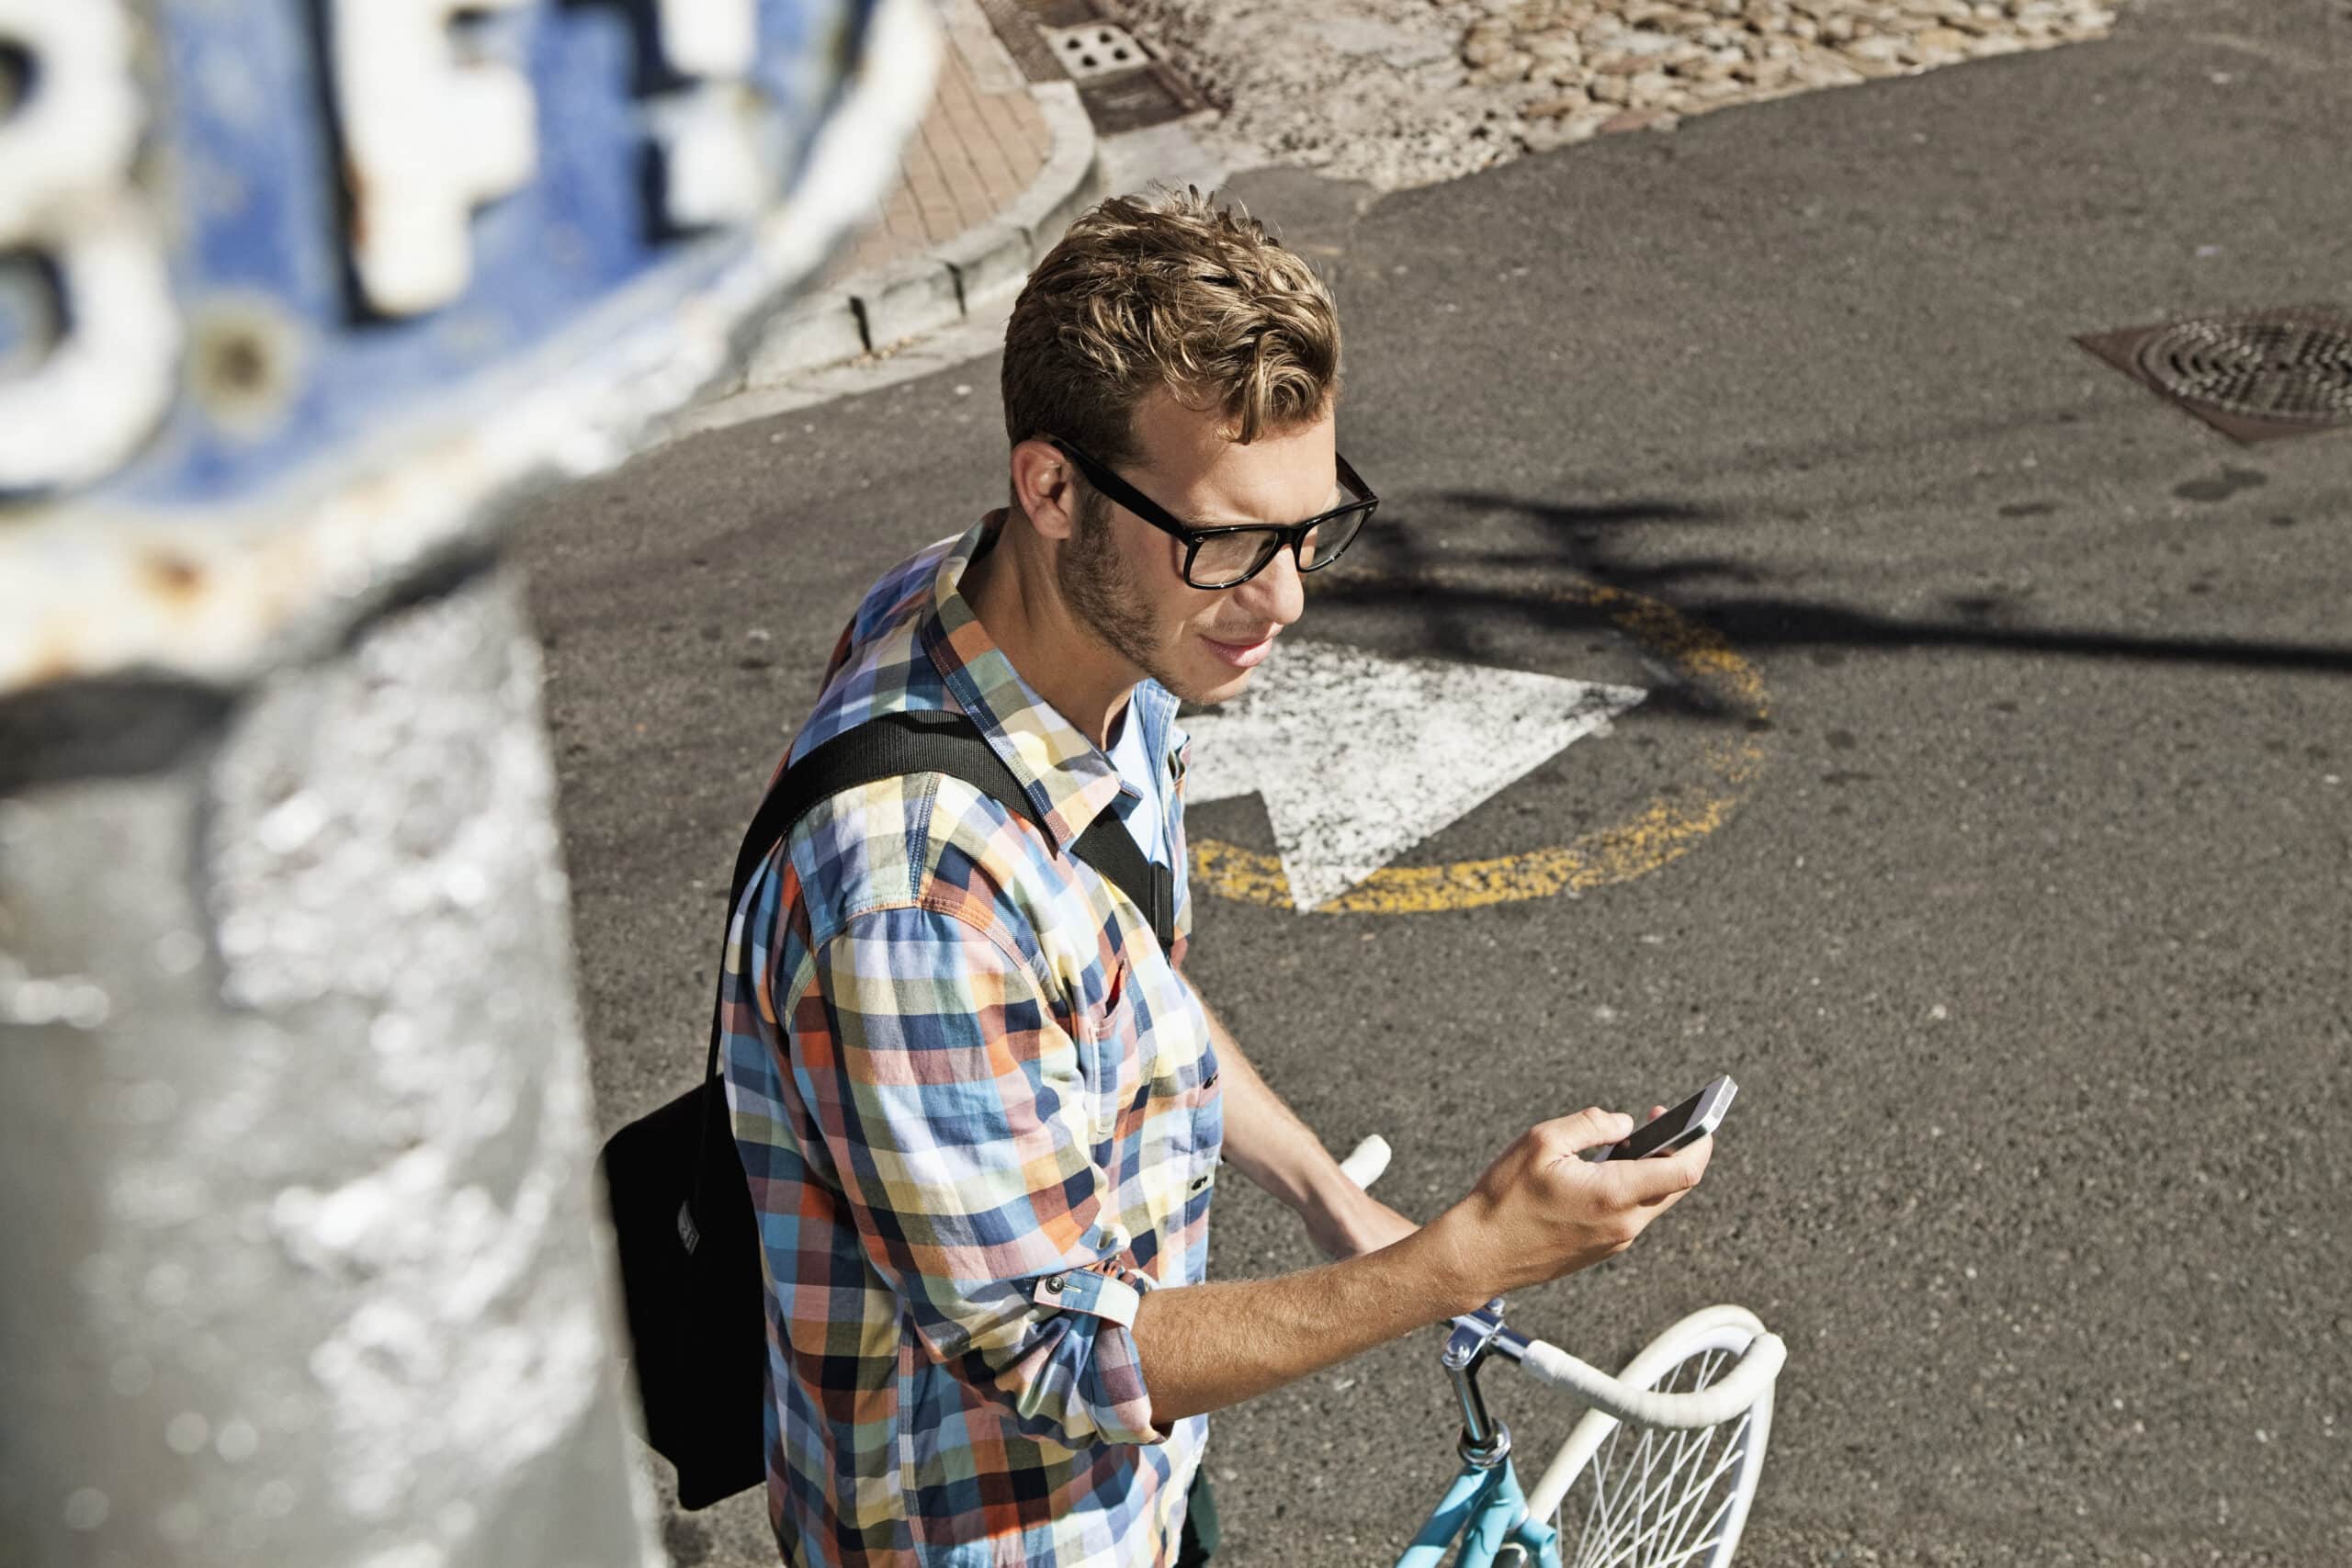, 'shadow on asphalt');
1310,489,2352,720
